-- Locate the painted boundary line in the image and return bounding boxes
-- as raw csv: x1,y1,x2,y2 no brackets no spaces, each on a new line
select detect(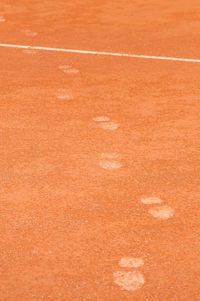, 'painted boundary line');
1,43,200,63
